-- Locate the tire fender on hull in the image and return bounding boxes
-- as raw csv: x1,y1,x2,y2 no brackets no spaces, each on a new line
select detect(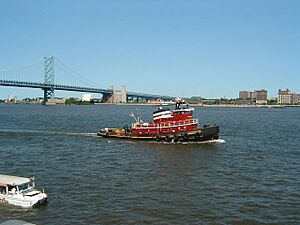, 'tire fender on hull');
155,136,161,142
183,133,189,142
165,136,172,142
195,131,202,140
173,135,179,143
